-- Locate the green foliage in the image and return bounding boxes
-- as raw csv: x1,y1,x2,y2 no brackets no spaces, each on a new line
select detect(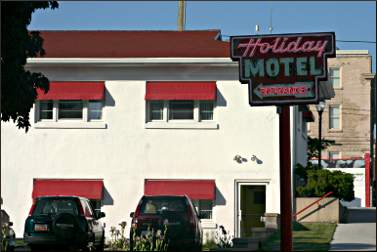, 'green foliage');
1,224,8,252
108,221,129,251
295,162,320,183
131,225,169,251
214,225,233,248
296,169,354,201
1,1,58,131
307,136,336,159
295,136,353,201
